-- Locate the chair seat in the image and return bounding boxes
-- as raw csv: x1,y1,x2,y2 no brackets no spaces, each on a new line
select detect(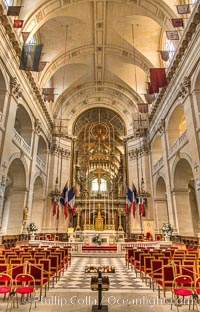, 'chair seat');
16,286,34,294
174,288,193,296
0,286,11,293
